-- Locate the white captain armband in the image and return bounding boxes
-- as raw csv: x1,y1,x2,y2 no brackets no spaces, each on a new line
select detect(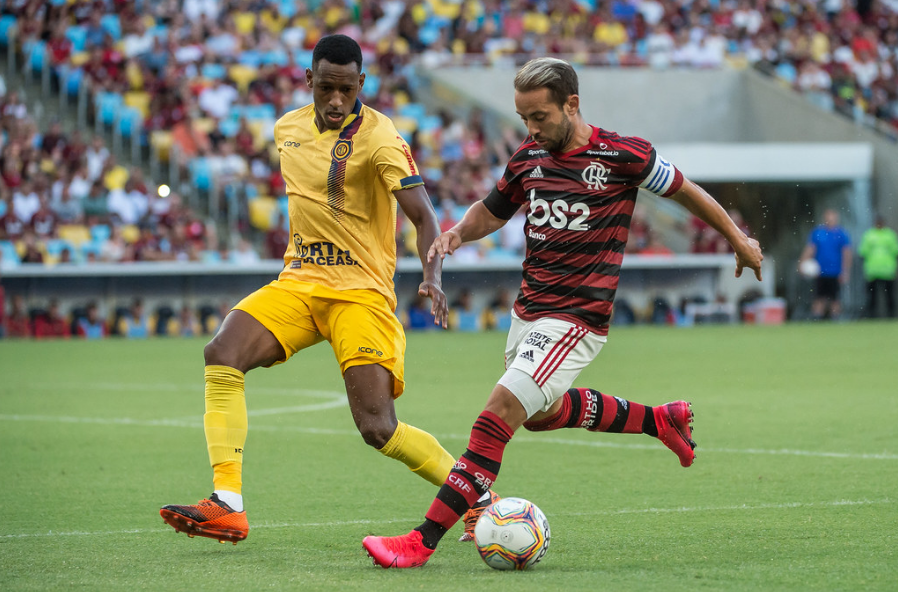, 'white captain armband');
639,153,677,196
